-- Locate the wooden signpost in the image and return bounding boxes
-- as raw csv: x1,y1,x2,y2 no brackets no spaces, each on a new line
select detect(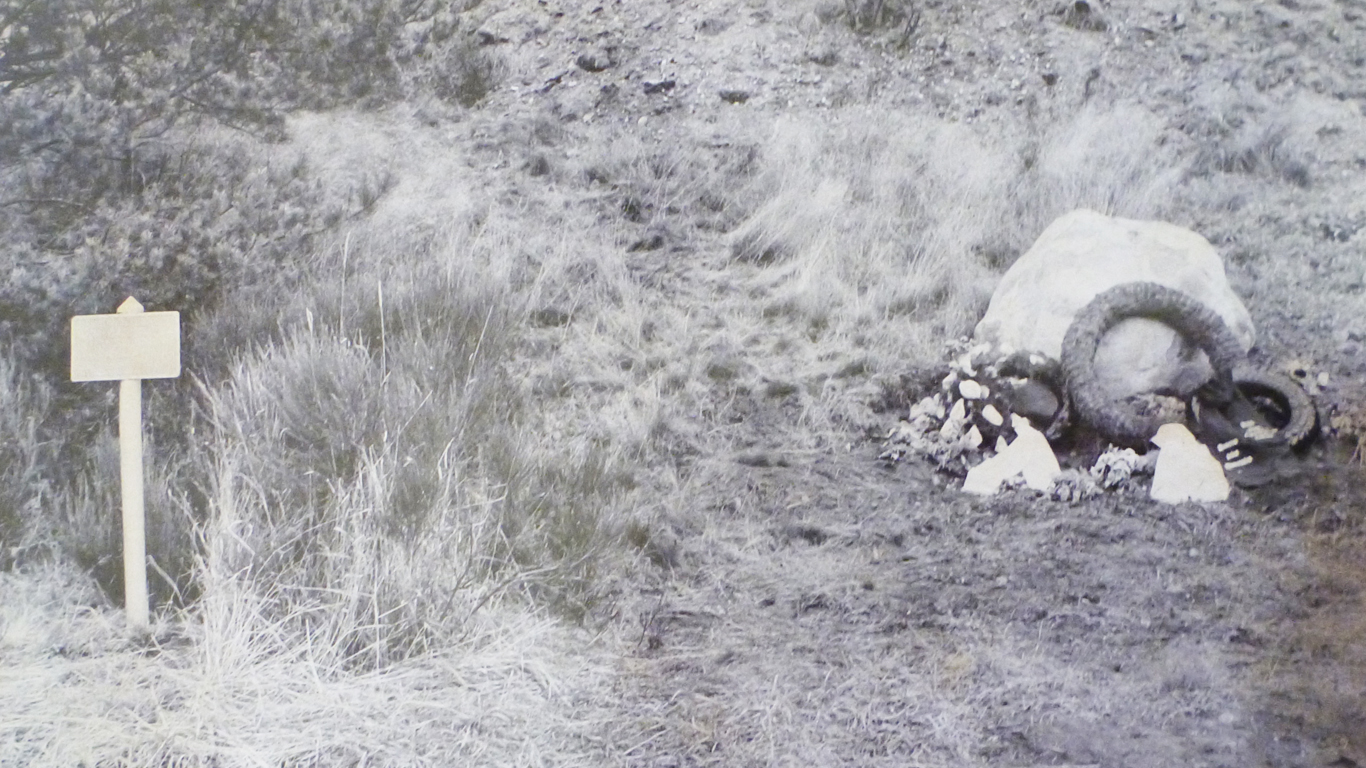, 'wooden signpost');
71,297,181,631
